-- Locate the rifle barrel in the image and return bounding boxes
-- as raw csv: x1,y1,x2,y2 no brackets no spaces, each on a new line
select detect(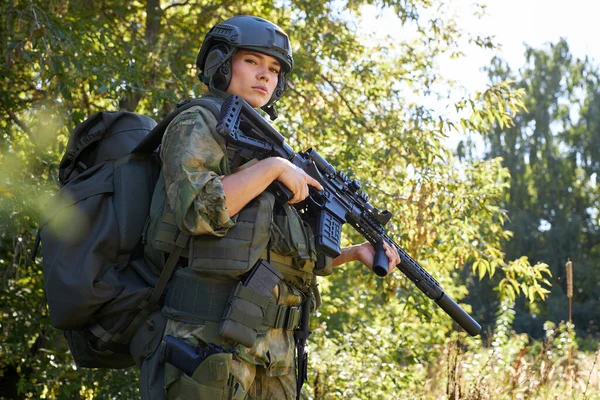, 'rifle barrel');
392,239,482,336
